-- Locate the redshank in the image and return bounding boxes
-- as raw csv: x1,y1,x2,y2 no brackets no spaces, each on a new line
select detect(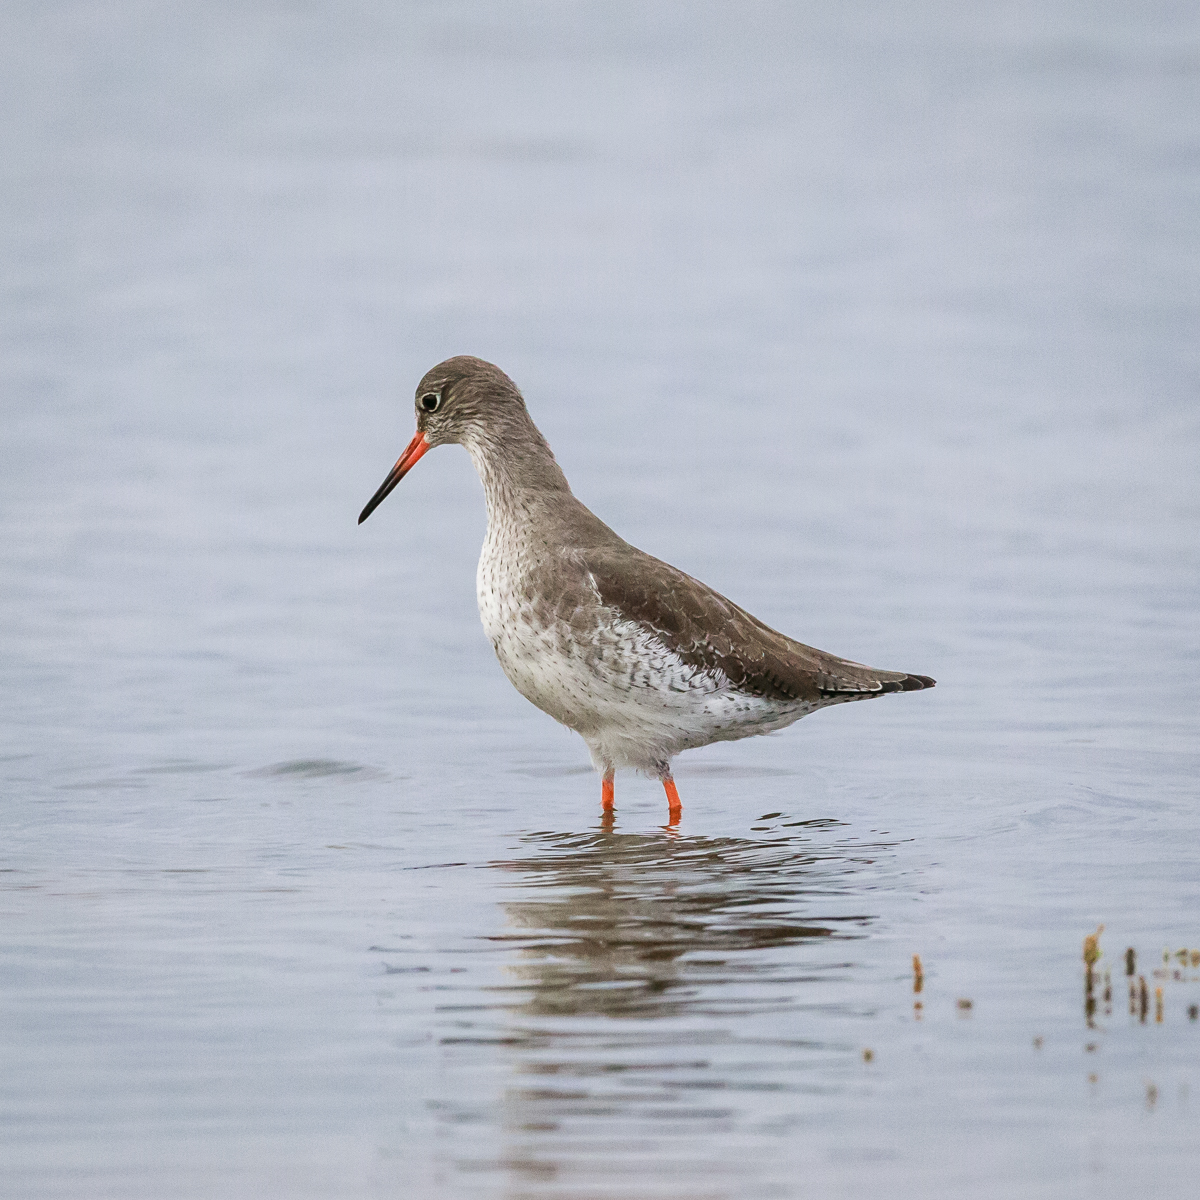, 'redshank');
359,357,934,824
